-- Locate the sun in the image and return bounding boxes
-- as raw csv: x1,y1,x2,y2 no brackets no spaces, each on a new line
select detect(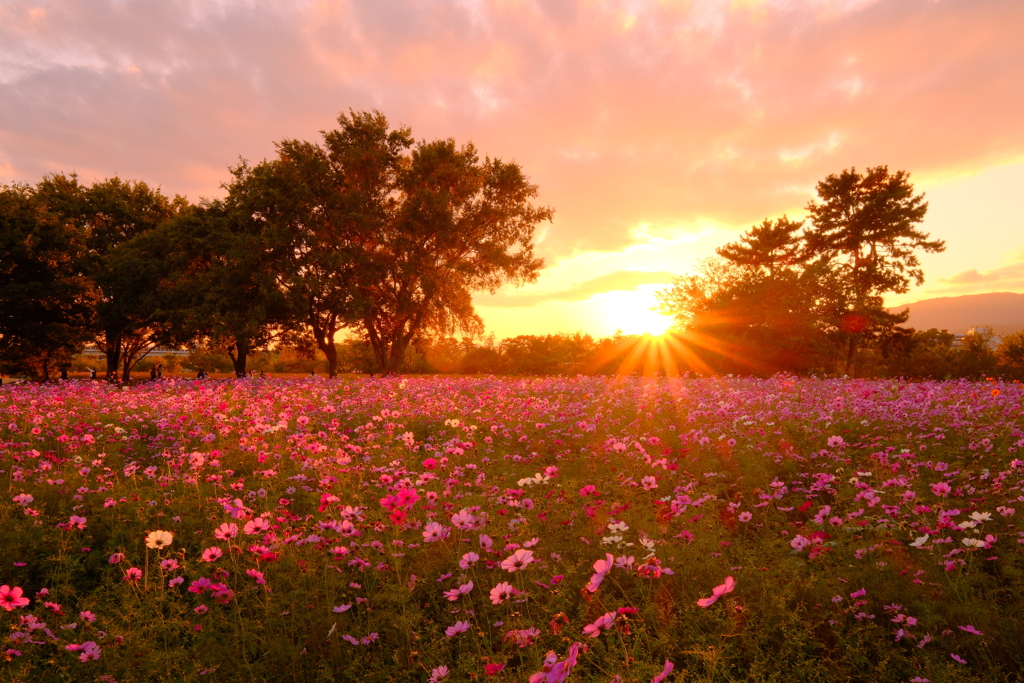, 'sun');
598,286,674,336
